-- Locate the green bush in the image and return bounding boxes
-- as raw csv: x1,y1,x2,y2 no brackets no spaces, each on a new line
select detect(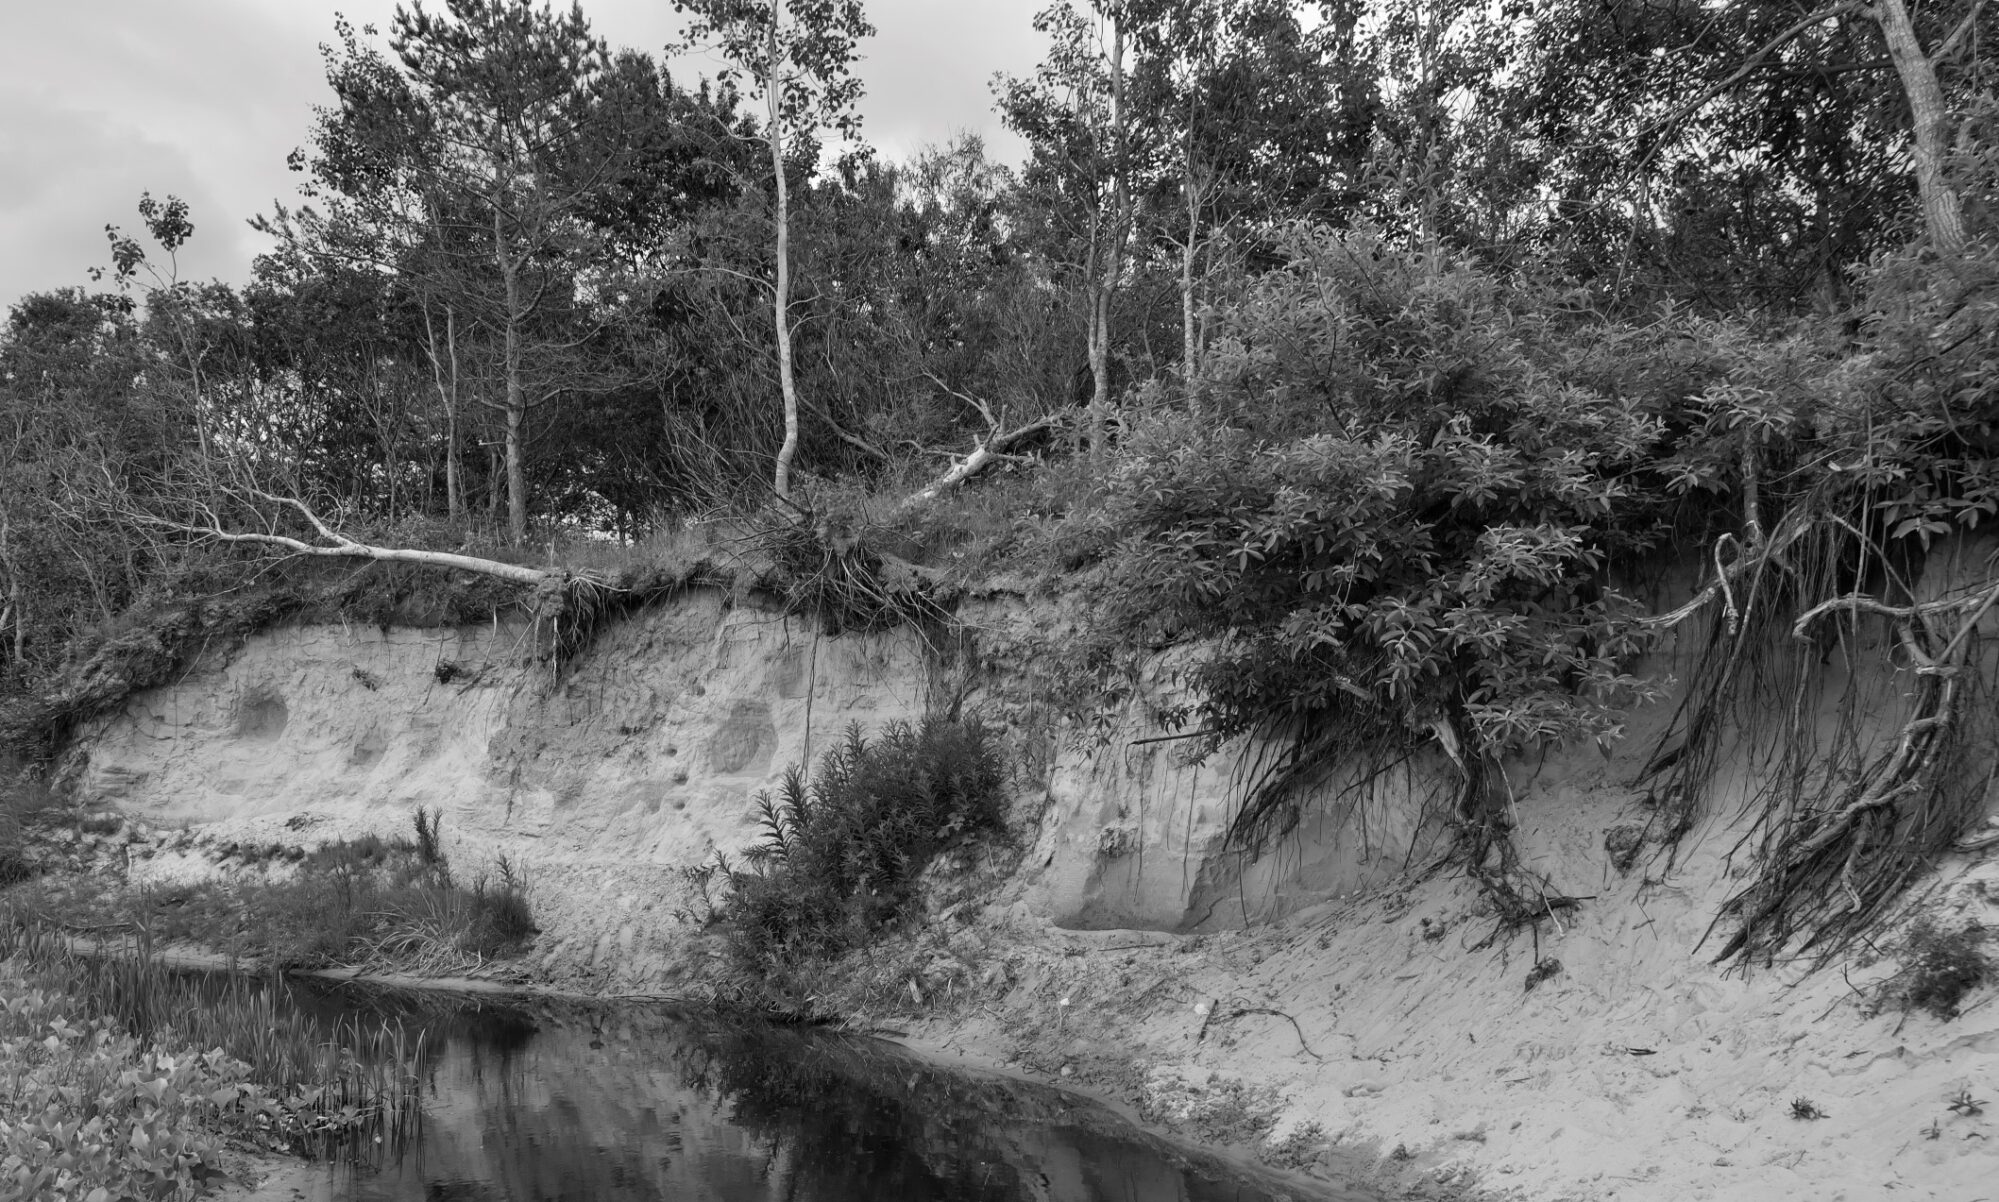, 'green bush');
1075,226,1677,853
1895,919,1990,1021
466,855,537,957
720,719,1007,978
